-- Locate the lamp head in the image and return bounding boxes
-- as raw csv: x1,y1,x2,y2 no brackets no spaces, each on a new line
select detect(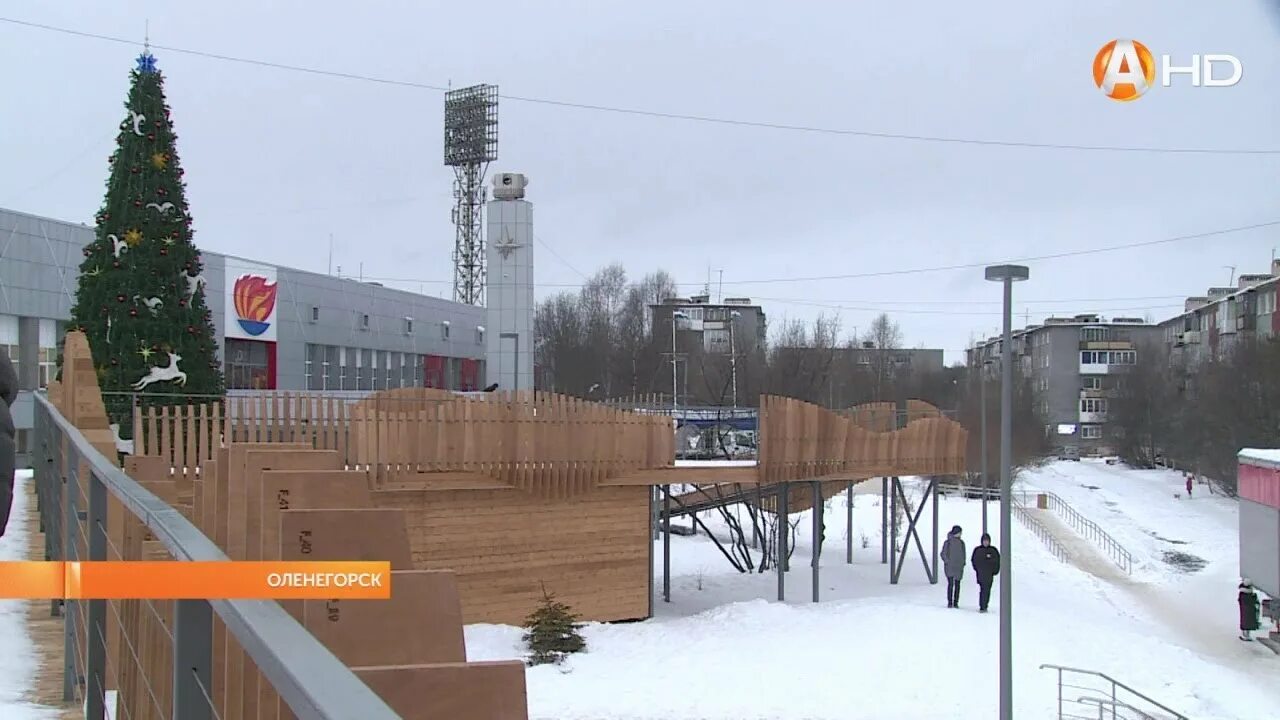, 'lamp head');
984,264,1030,283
